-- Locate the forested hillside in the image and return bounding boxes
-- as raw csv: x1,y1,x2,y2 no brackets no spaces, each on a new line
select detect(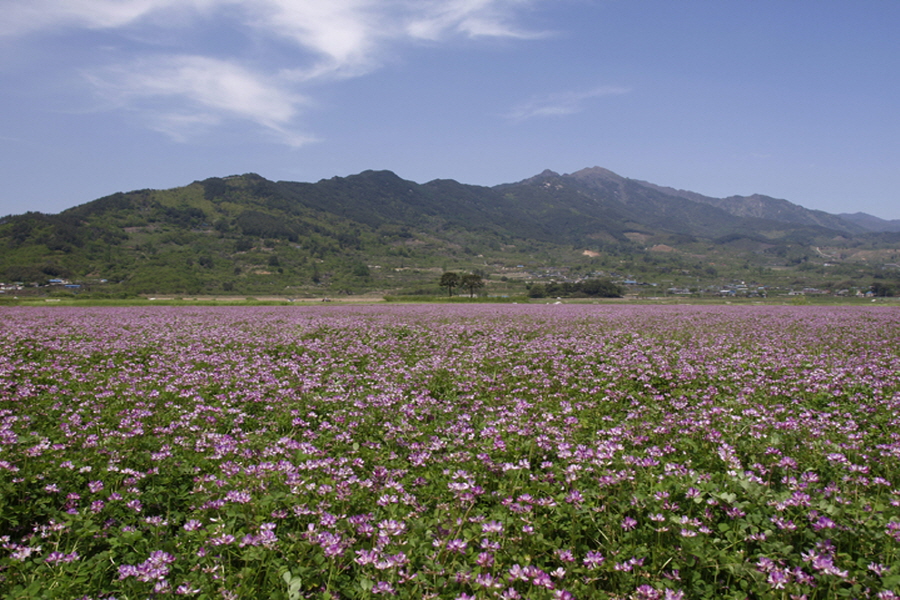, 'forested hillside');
1,169,898,297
